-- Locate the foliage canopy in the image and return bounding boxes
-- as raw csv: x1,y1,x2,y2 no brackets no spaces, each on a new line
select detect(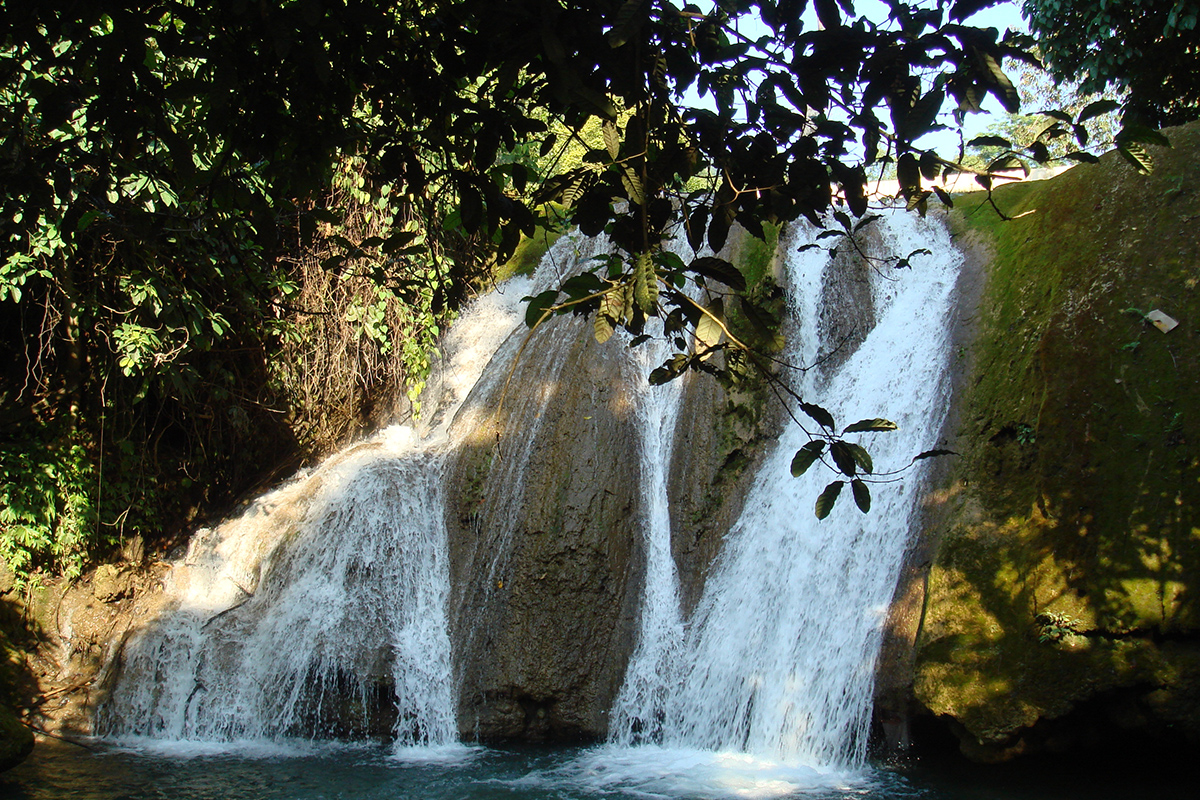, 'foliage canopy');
1022,0,1200,126
0,0,1171,571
